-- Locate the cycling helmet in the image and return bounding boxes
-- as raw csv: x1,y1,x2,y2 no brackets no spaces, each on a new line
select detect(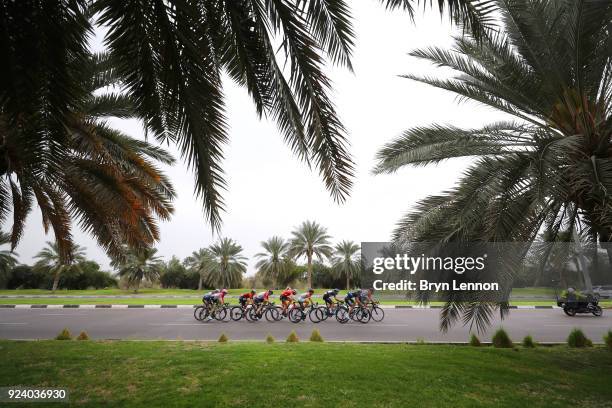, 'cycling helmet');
308,288,314,293
369,287,375,292
250,289,256,294
268,290,274,295
212,289,220,293
292,289,297,295
333,288,340,294
222,288,228,294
